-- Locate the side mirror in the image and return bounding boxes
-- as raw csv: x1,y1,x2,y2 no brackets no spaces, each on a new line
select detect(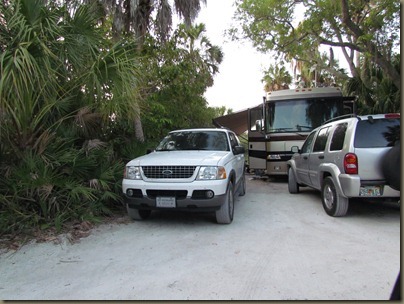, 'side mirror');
291,146,300,153
255,119,262,131
233,145,245,155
